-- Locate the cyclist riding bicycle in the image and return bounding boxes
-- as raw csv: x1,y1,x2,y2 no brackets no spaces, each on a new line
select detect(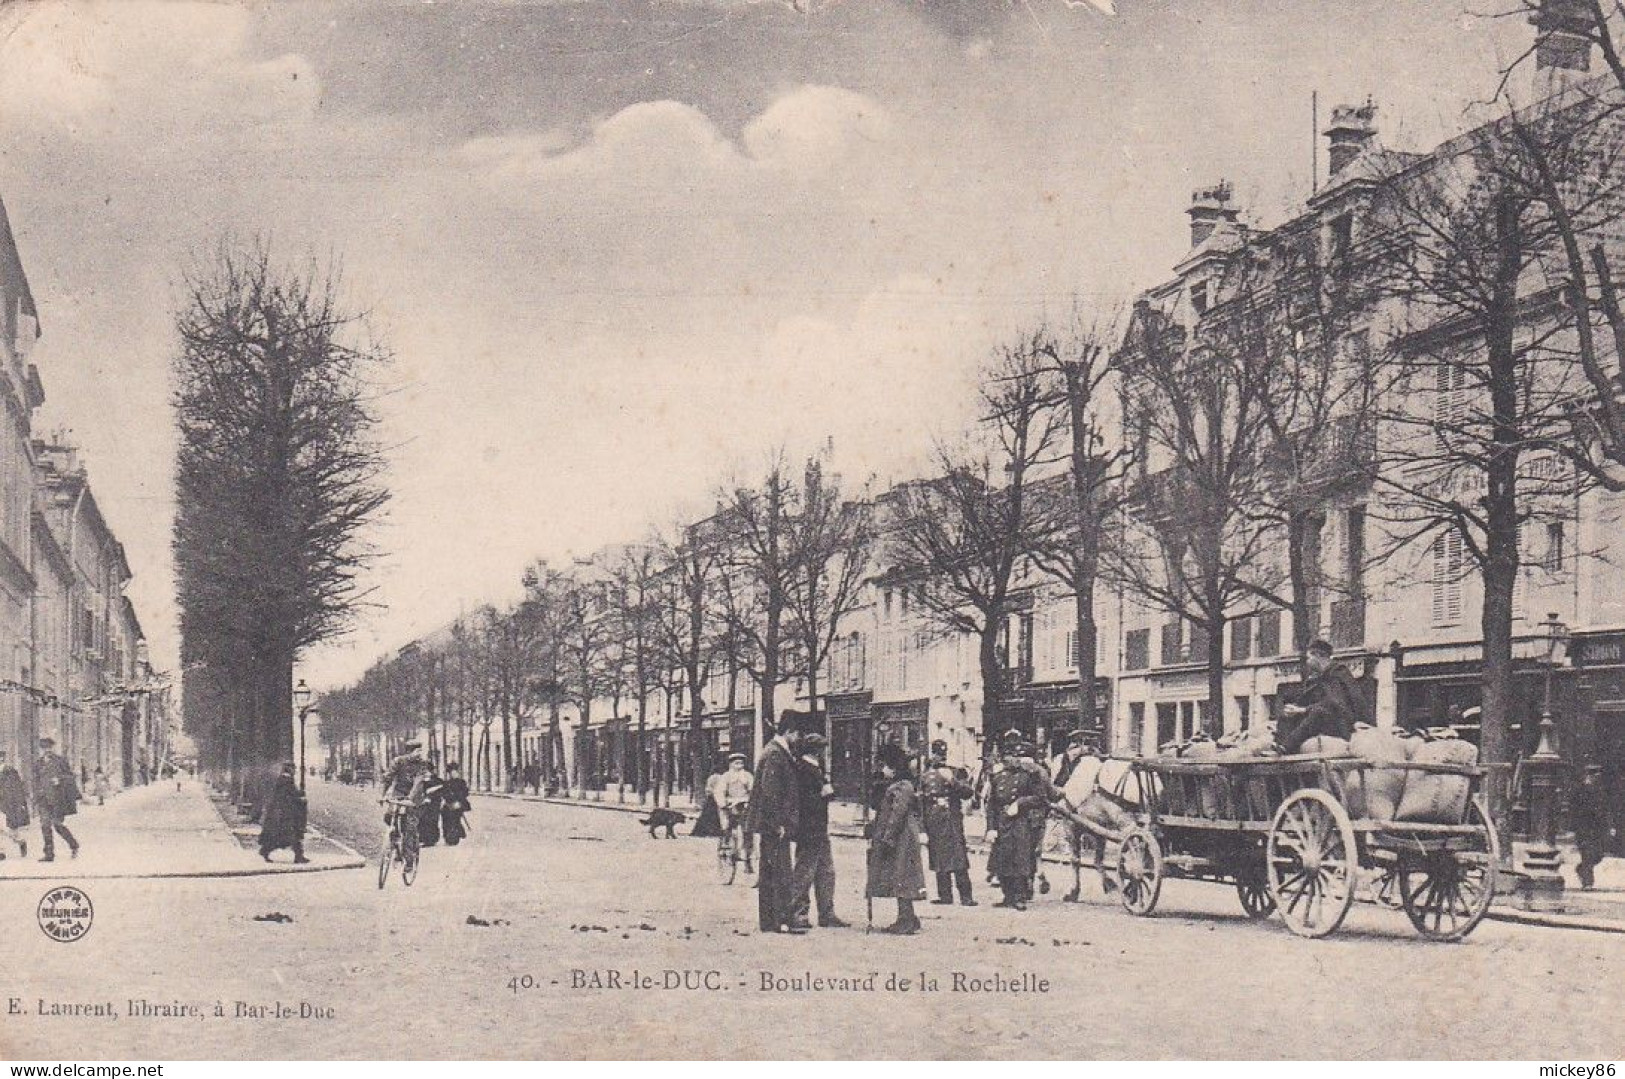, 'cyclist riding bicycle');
380,740,434,840
716,752,754,873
